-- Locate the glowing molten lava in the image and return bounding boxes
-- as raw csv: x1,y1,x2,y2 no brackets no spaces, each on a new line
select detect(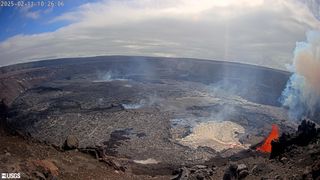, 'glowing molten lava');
256,124,279,153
